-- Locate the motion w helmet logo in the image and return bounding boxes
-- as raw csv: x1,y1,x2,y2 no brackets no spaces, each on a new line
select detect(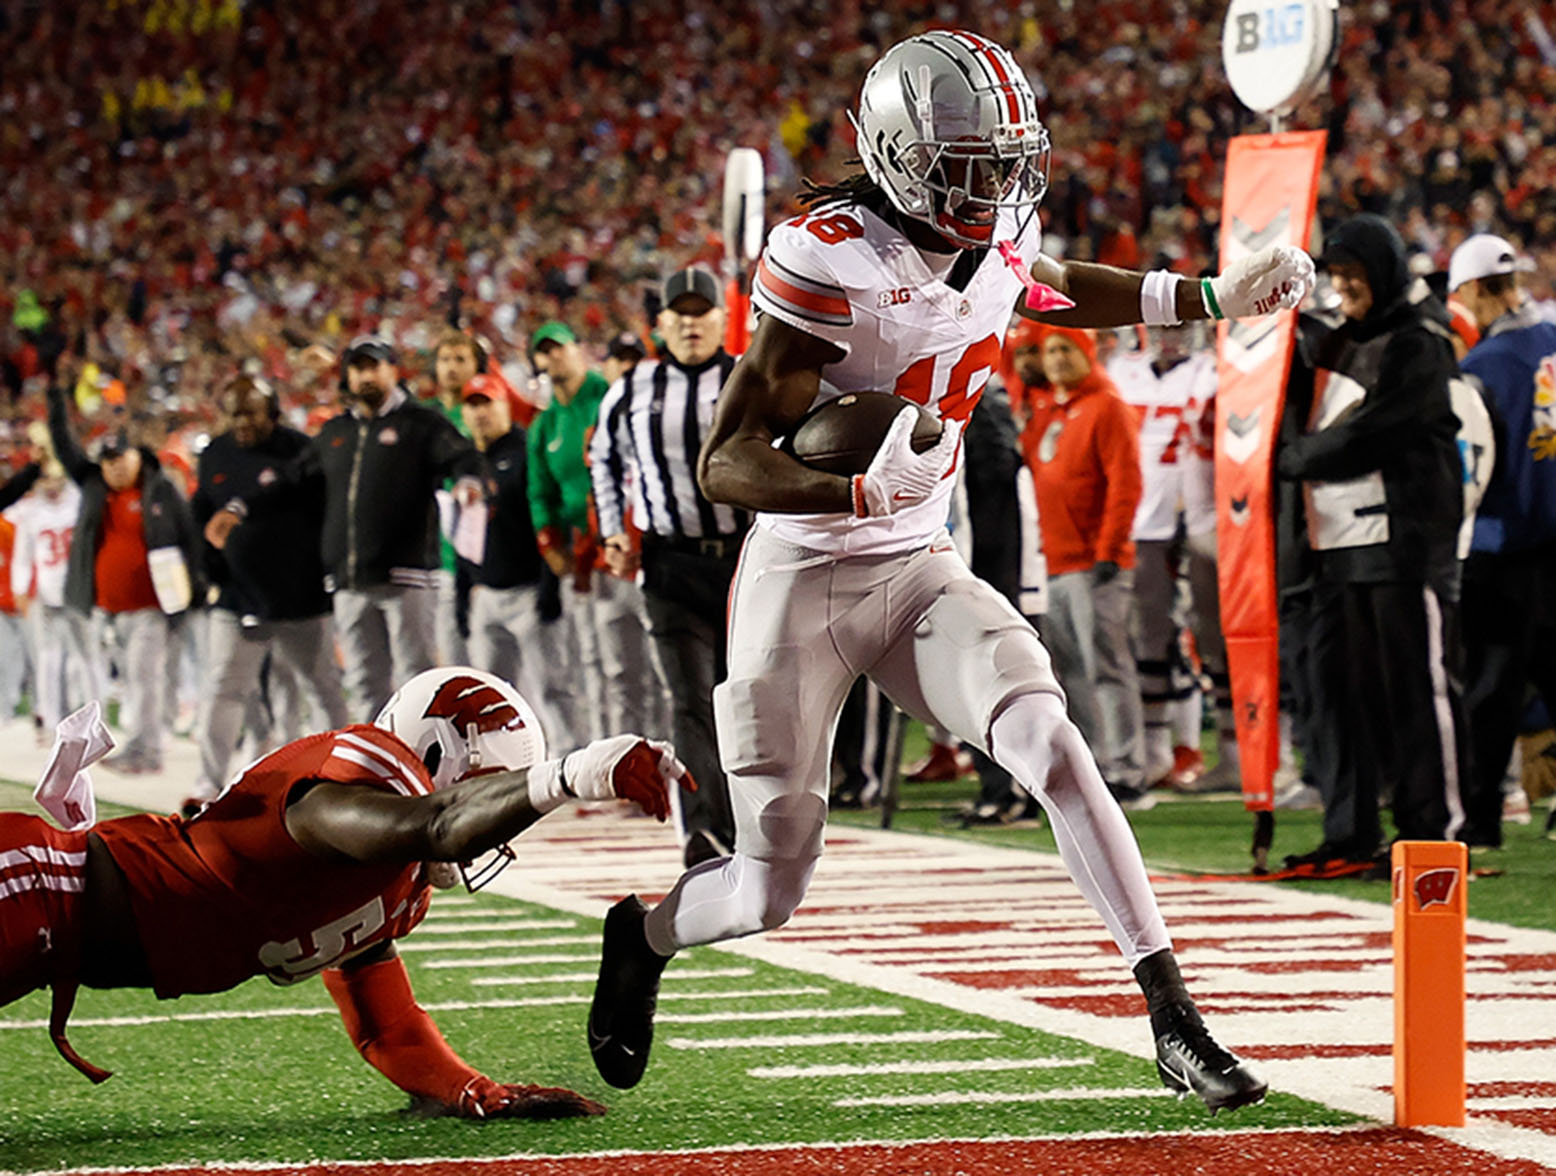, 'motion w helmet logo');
423,675,522,733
